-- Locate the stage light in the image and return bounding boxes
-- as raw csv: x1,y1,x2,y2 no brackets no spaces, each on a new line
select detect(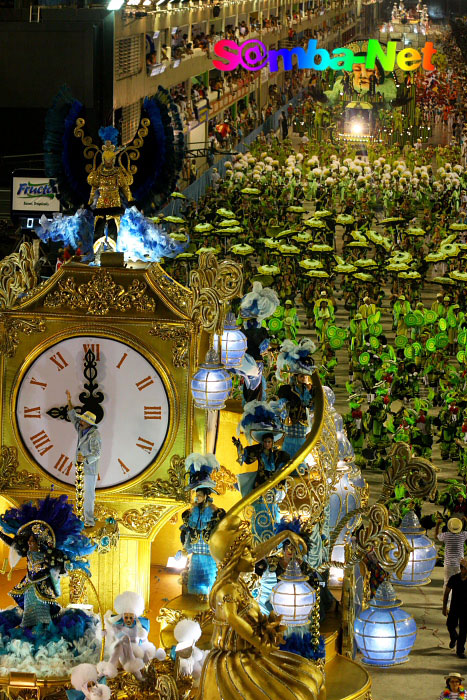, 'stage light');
191,349,232,410
167,554,188,570
107,0,124,8
350,121,364,135
354,581,417,667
